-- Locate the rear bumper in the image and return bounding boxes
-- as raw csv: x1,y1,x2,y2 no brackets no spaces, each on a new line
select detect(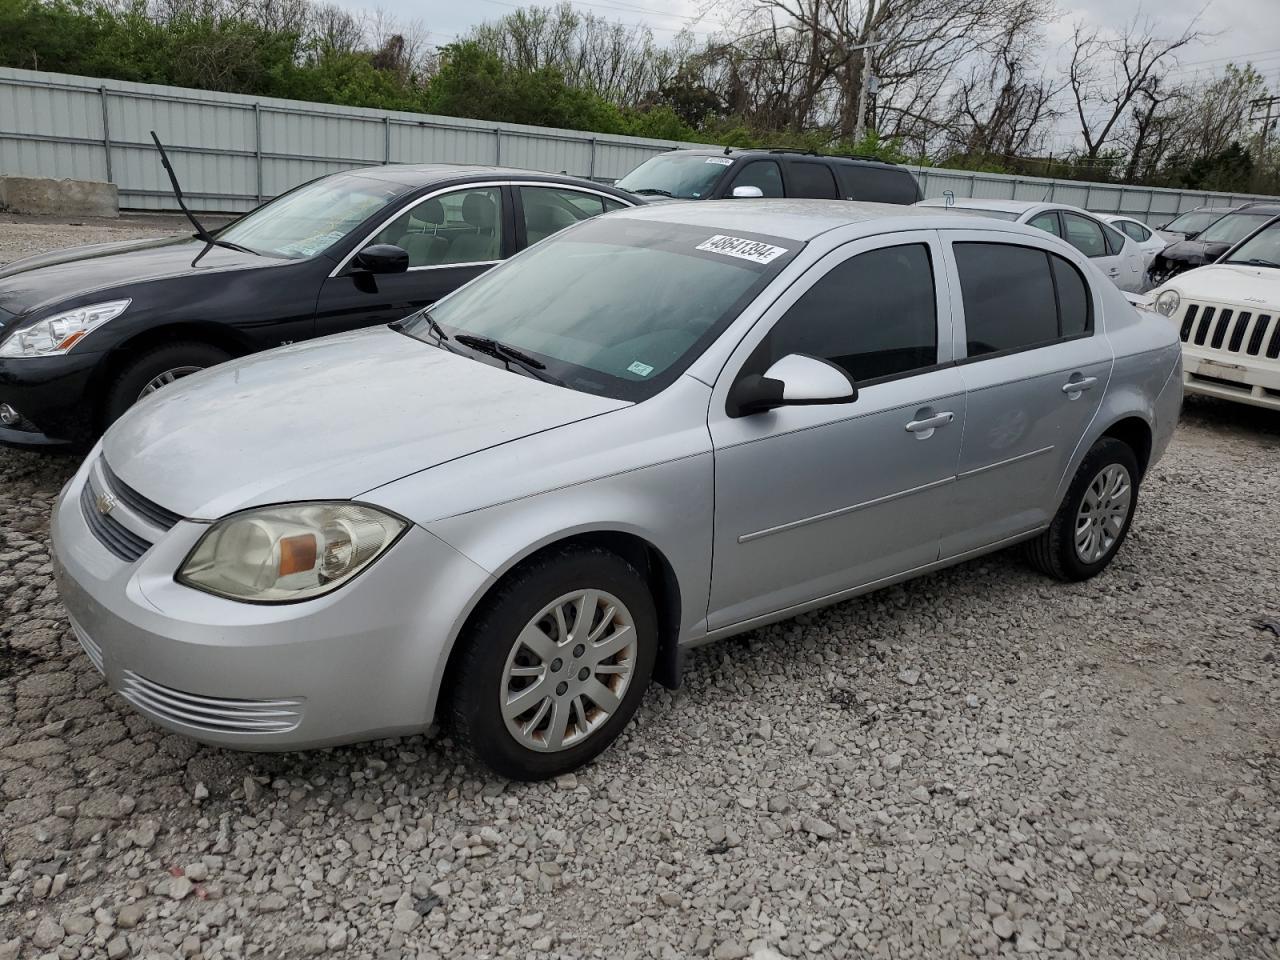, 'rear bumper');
51,456,494,750
0,353,101,449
